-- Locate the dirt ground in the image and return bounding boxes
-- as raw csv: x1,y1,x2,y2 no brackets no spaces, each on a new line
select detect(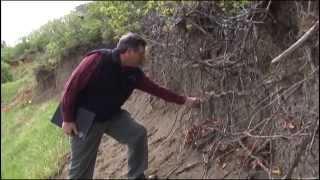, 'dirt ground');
53,90,318,179
53,91,237,179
